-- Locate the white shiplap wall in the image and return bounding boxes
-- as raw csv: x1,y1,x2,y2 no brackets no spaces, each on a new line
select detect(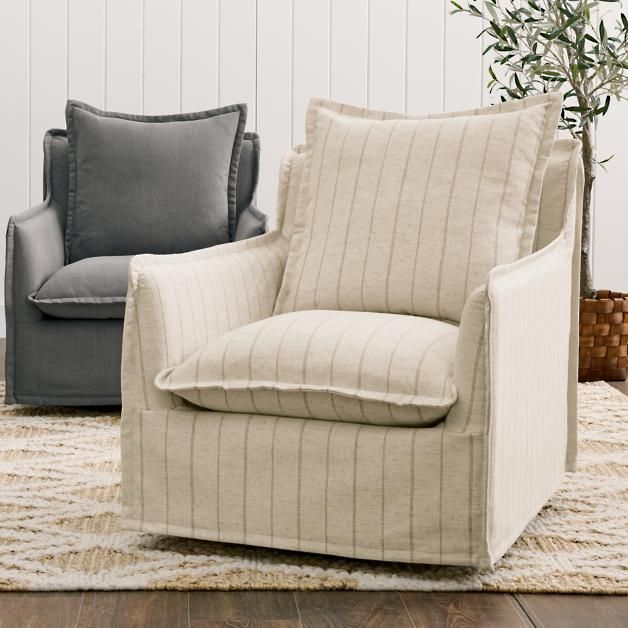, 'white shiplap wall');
0,0,484,225
0,0,626,334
